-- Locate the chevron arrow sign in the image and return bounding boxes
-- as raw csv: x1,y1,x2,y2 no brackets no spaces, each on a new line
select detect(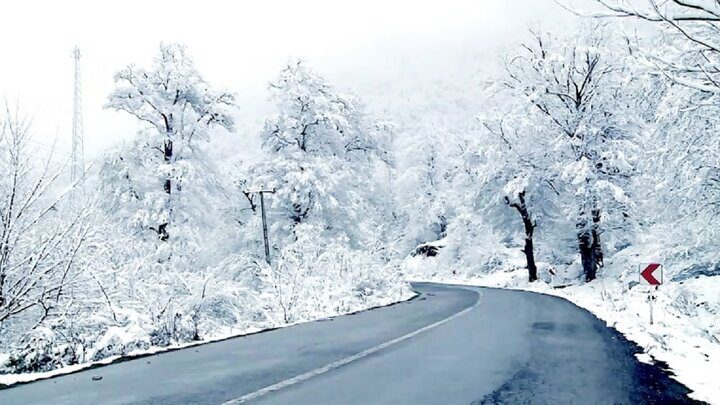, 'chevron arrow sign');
640,263,663,286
